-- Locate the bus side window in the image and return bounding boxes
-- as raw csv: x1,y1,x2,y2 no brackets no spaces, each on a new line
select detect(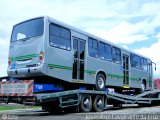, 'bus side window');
99,42,112,61
130,54,141,70
88,38,99,58
112,47,121,64
73,39,78,58
99,42,106,60
80,41,85,60
49,24,71,50
147,61,152,74
130,54,136,68
141,58,147,71
105,44,112,61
